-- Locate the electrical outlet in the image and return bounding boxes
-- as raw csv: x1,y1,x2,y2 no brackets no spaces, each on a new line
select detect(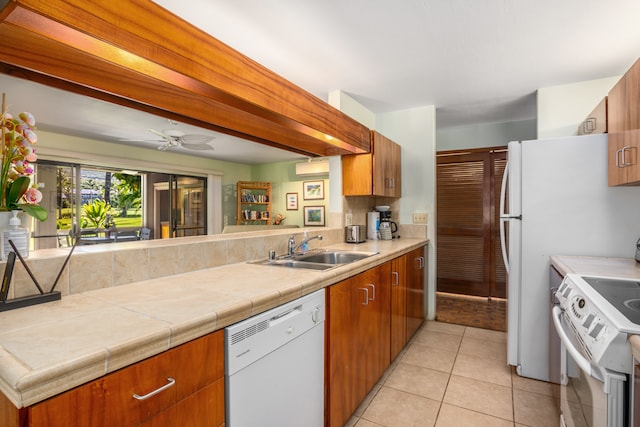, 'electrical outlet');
345,212,353,226
413,212,428,224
